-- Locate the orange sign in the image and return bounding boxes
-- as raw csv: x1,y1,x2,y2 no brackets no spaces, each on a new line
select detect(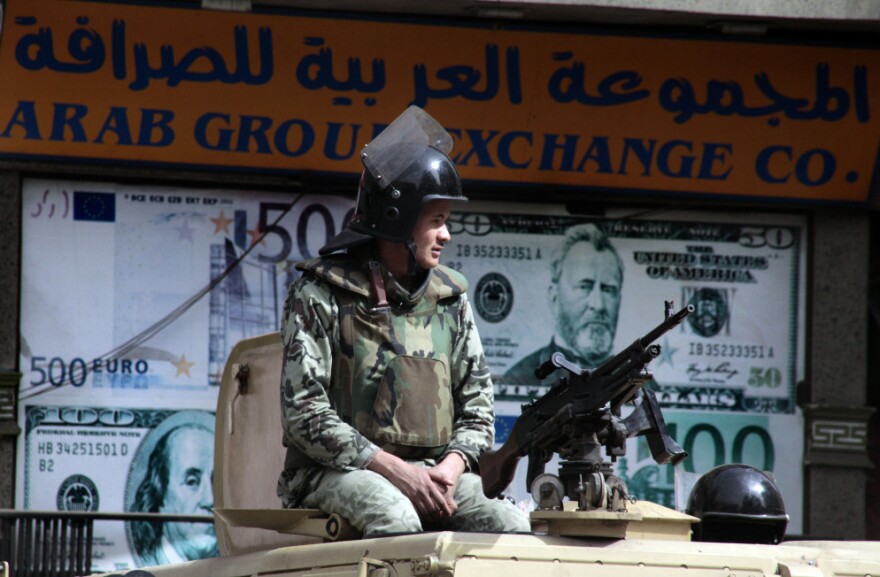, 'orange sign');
1,0,879,203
